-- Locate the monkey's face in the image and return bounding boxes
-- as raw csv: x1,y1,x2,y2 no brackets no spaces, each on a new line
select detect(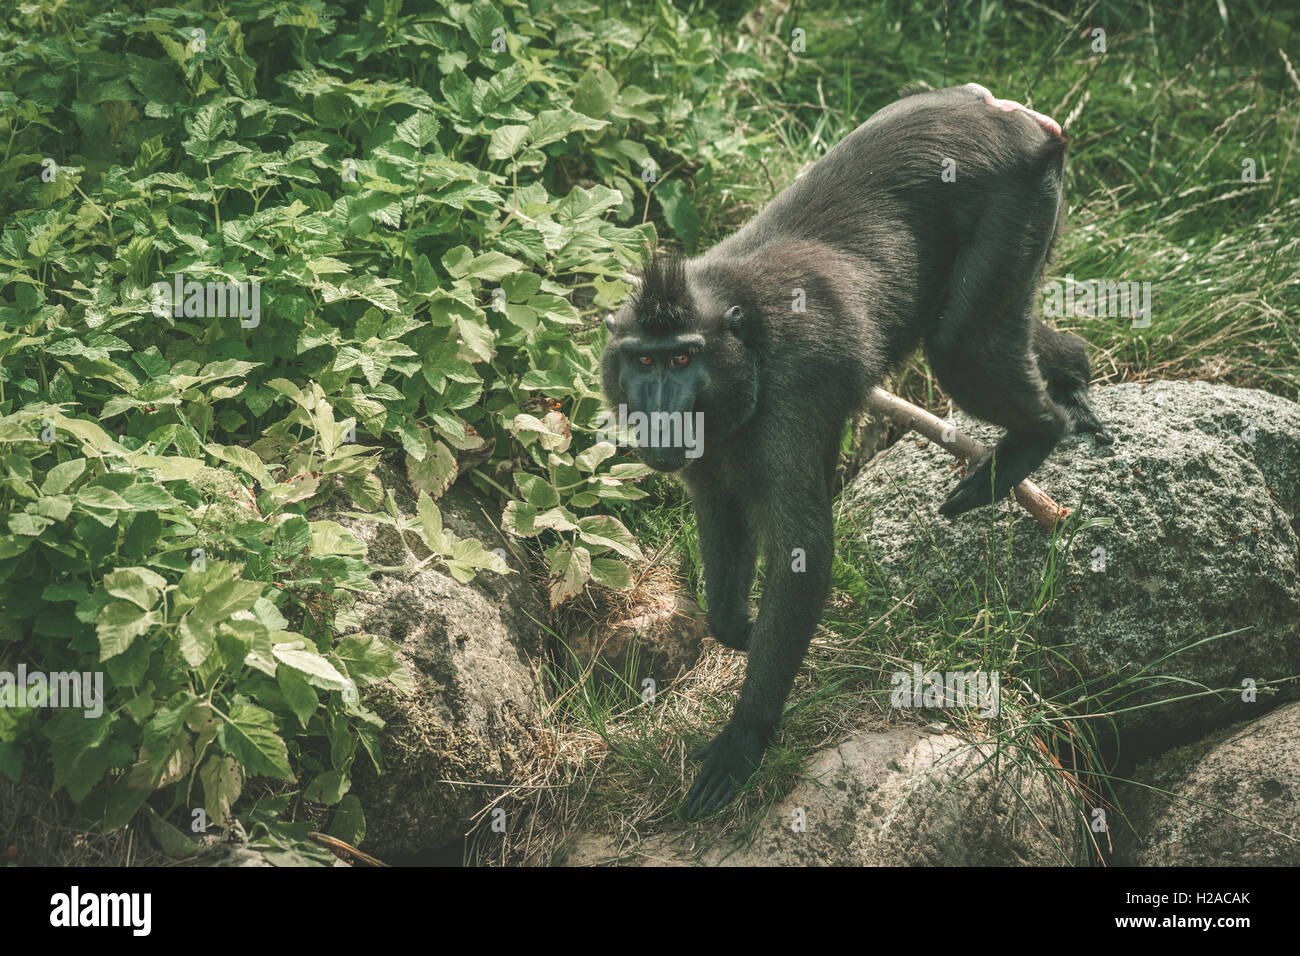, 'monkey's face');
600,301,758,472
